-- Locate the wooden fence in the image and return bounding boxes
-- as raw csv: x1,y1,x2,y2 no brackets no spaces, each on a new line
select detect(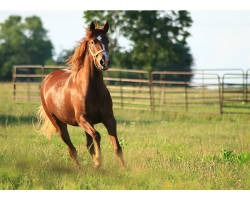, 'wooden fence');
13,65,250,114
13,65,70,104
